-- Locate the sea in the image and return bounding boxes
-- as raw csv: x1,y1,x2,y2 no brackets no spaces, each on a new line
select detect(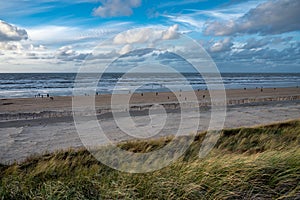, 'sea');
0,73,300,98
